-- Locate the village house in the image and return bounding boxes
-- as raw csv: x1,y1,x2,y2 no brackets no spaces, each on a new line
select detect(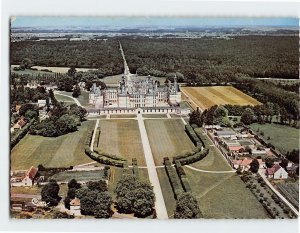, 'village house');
232,158,265,171
11,116,27,133
70,198,81,216
37,99,47,108
266,164,288,179
11,166,38,187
